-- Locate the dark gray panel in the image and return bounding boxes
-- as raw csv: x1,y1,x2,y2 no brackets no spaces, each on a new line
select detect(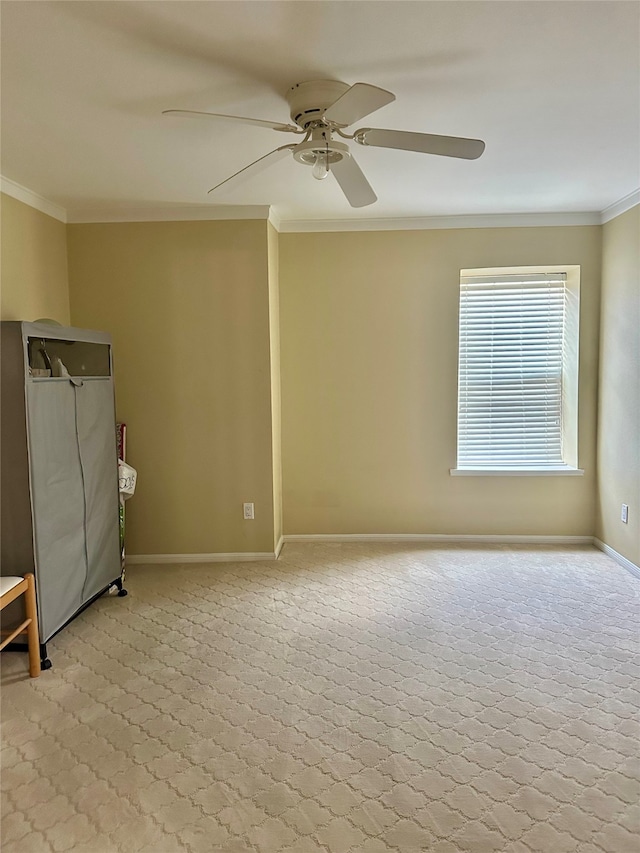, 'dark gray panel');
0,323,34,634
1,322,34,575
